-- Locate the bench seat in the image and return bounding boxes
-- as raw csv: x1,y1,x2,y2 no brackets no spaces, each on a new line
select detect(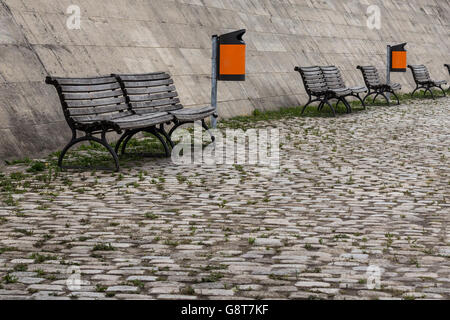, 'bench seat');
170,106,216,121
328,88,352,96
428,79,447,86
112,112,174,130
348,86,367,93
